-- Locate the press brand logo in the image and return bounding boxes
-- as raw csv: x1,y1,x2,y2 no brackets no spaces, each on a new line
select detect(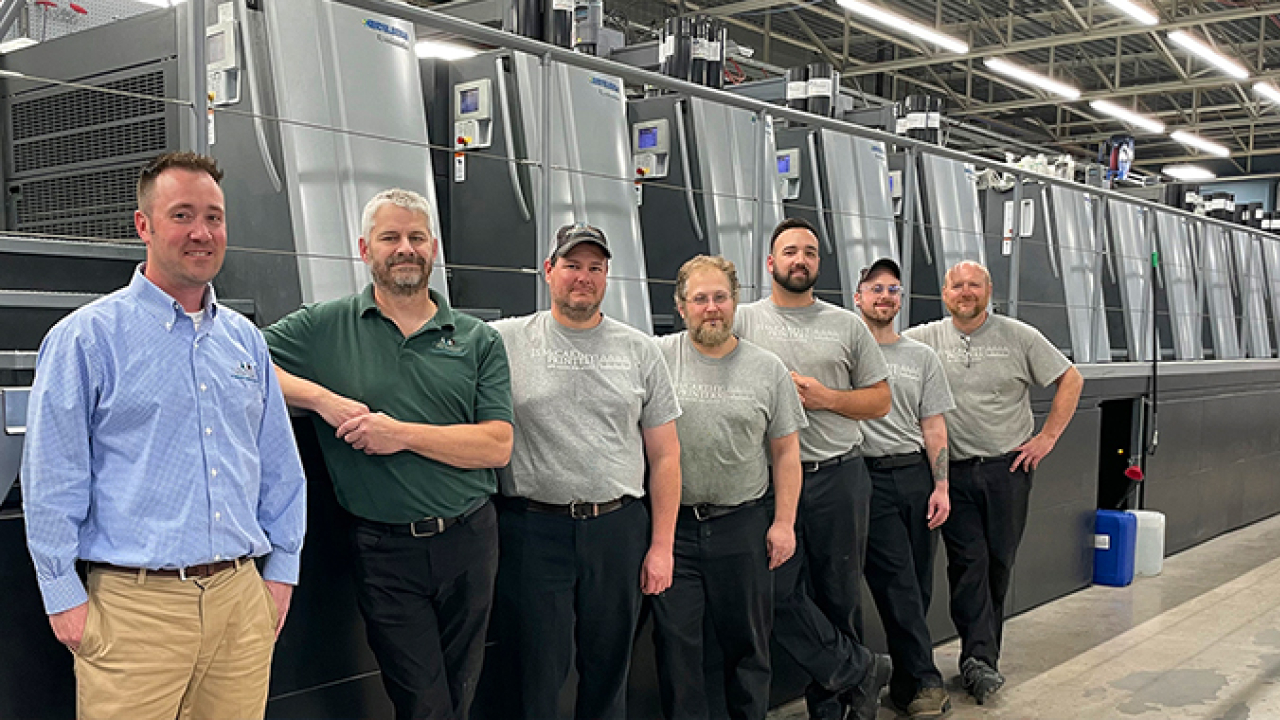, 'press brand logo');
232,361,257,381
